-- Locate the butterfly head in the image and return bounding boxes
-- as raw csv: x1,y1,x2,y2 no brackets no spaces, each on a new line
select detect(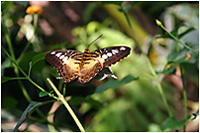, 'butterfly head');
84,48,90,53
